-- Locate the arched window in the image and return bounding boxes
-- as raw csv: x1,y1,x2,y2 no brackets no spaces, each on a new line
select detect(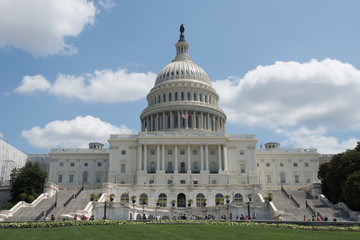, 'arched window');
82,171,88,183
234,193,243,205
215,193,224,205
140,193,148,205
280,172,286,183
180,162,186,173
196,193,206,207
158,193,167,207
150,162,156,173
187,92,191,100
167,162,173,173
121,193,129,204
